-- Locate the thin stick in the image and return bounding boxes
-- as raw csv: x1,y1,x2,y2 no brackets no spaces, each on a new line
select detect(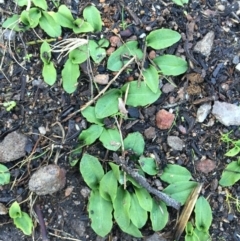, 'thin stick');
62,57,135,122
112,153,181,210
